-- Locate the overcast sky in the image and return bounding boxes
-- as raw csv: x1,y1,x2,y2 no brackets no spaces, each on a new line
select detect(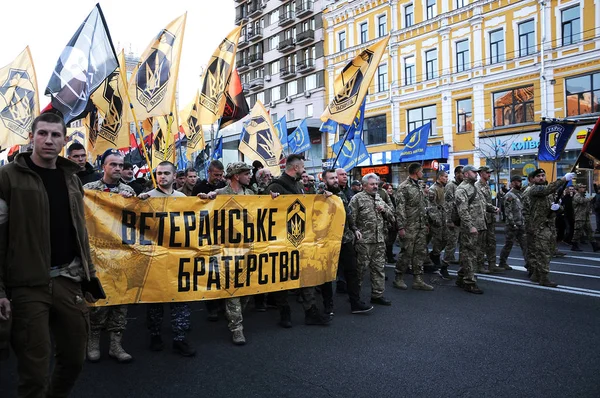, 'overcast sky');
1,0,235,109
